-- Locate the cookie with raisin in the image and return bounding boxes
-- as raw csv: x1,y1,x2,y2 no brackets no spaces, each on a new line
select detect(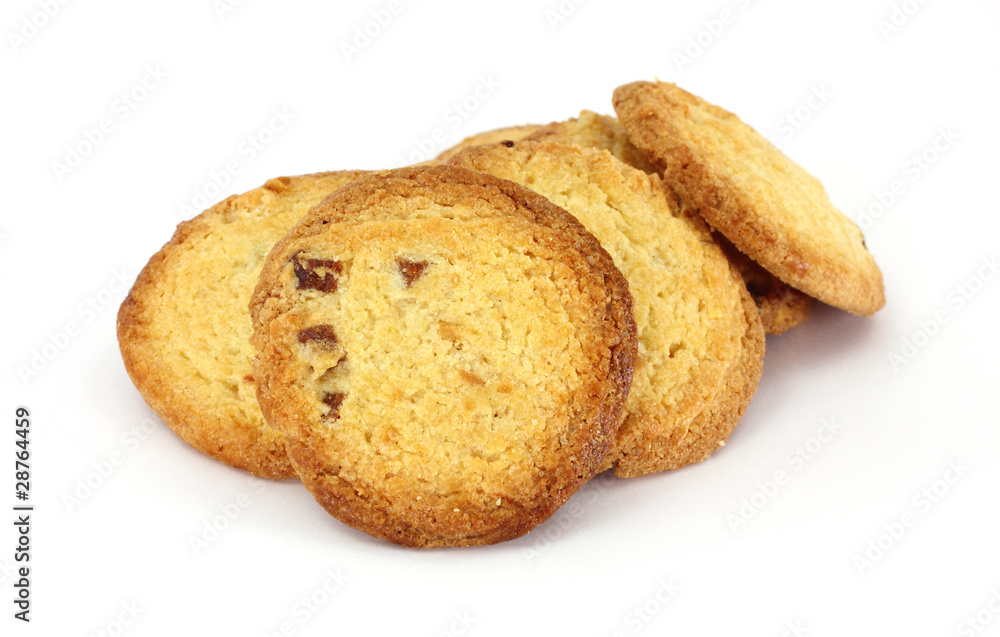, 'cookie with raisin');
117,171,368,478
250,165,636,546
